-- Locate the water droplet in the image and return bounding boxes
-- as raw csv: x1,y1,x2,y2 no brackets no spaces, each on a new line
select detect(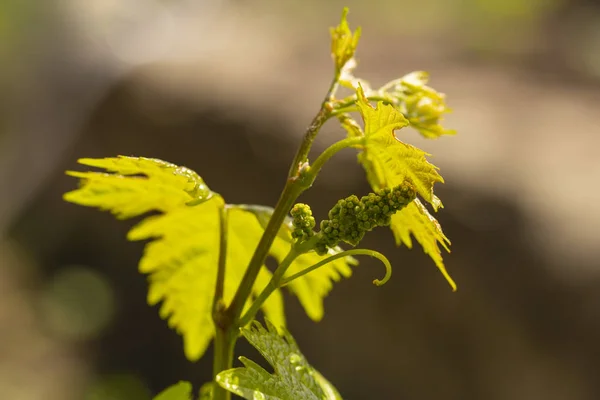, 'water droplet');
289,353,302,364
